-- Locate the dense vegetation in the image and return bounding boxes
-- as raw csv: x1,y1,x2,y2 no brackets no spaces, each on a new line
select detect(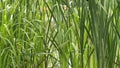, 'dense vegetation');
0,0,120,68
